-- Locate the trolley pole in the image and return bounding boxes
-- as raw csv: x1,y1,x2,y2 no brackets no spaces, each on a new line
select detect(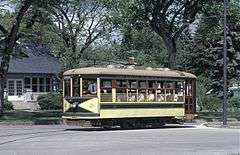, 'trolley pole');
223,0,228,126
